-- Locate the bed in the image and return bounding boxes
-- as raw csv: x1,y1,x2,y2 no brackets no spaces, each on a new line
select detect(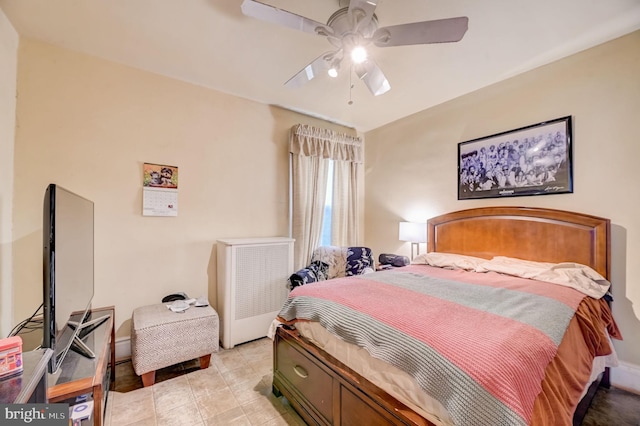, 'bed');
271,206,620,426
